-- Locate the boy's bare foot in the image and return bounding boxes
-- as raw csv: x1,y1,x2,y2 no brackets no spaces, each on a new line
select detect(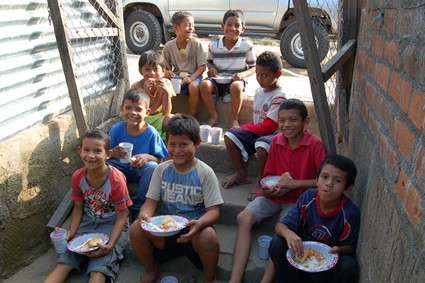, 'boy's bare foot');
230,119,240,129
139,270,160,283
247,178,262,201
222,173,251,189
207,112,218,126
